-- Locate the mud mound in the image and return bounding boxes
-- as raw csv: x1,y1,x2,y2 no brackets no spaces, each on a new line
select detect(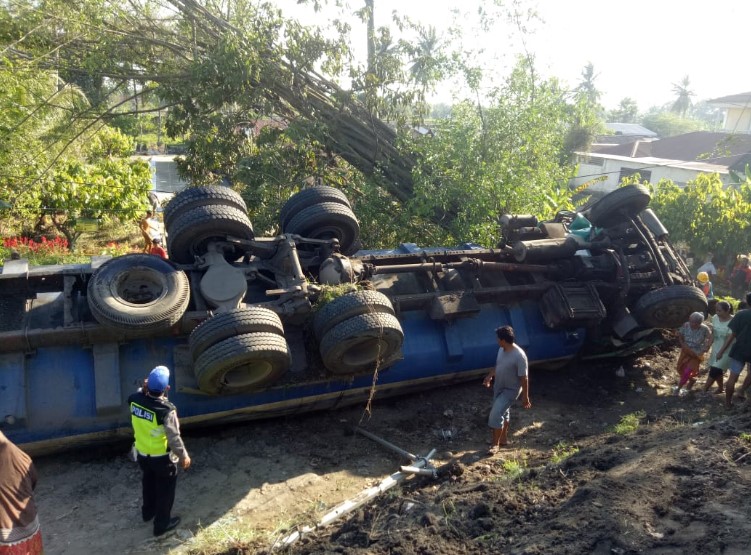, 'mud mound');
288,411,751,555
